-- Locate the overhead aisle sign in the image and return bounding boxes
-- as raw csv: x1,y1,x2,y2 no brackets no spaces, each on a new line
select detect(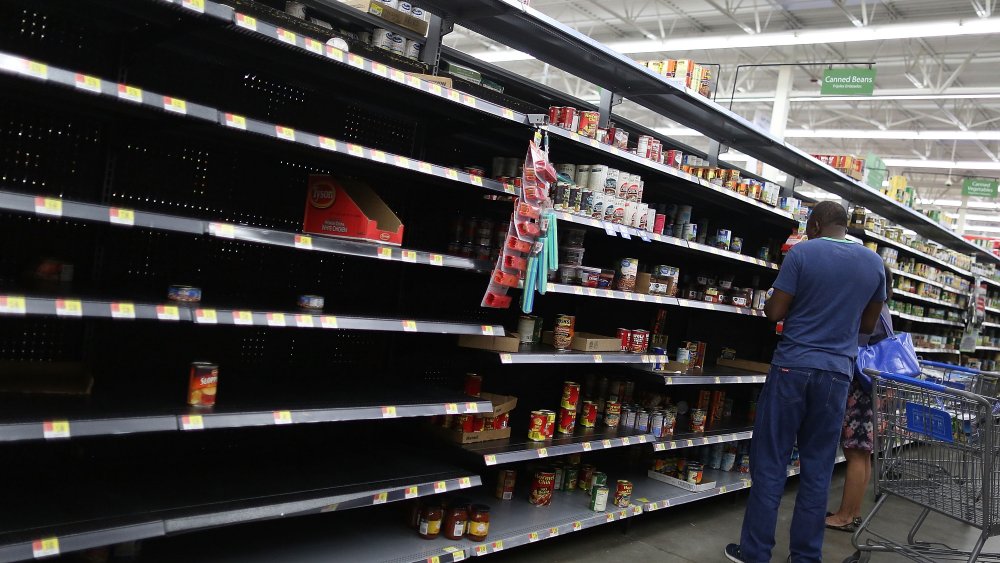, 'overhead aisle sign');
963,178,998,198
820,69,876,95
